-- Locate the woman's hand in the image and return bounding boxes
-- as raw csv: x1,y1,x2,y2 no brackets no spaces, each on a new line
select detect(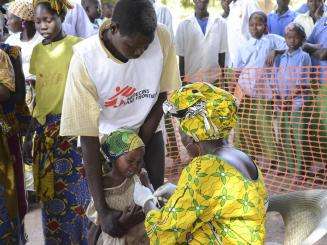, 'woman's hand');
153,183,177,200
98,209,125,238
118,204,145,231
